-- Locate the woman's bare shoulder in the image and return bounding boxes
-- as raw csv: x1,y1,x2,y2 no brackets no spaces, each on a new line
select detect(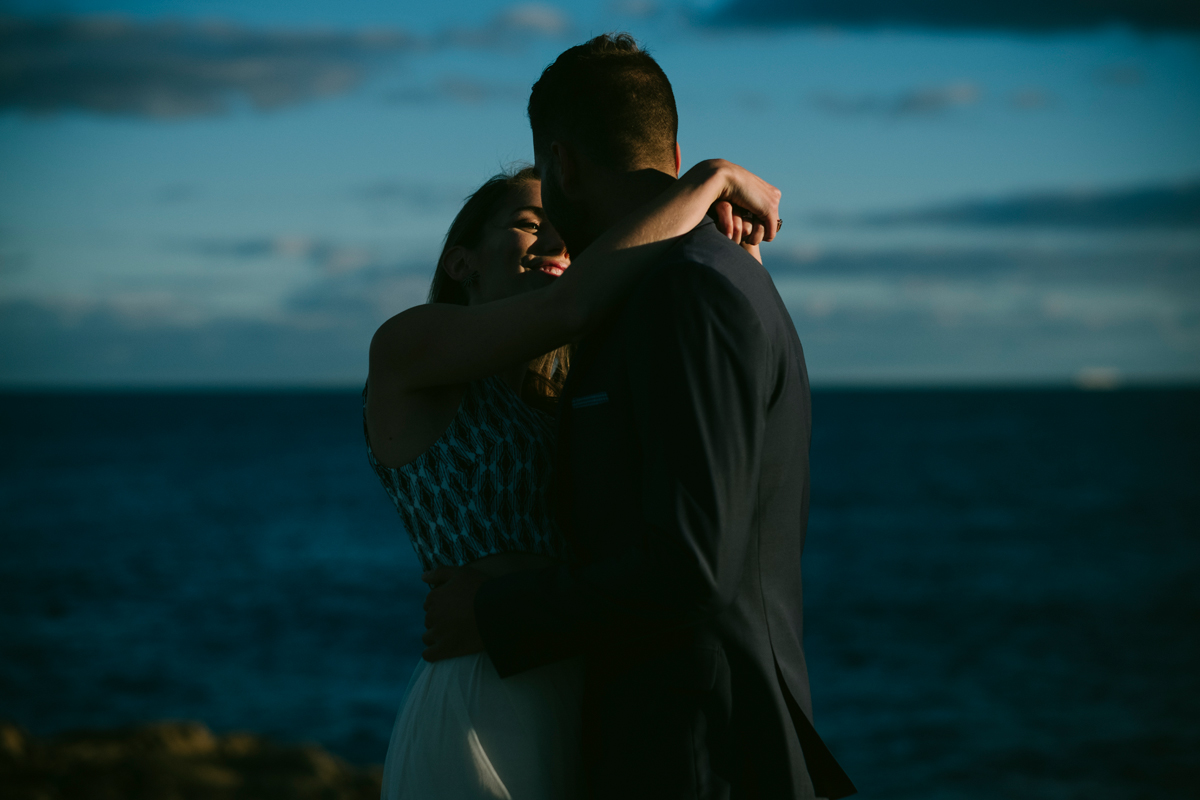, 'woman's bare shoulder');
365,377,467,469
